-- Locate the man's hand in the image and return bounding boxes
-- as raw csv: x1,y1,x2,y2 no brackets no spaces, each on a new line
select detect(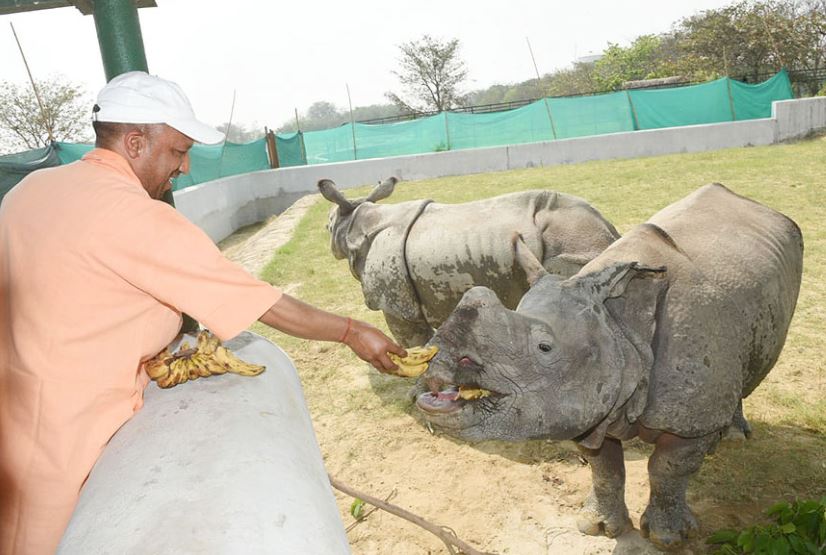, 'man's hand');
258,294,406,372
342,319,407,373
